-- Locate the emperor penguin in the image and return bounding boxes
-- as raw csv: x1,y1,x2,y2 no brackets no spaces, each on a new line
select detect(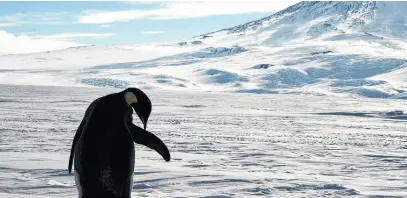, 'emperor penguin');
68,88,171,198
